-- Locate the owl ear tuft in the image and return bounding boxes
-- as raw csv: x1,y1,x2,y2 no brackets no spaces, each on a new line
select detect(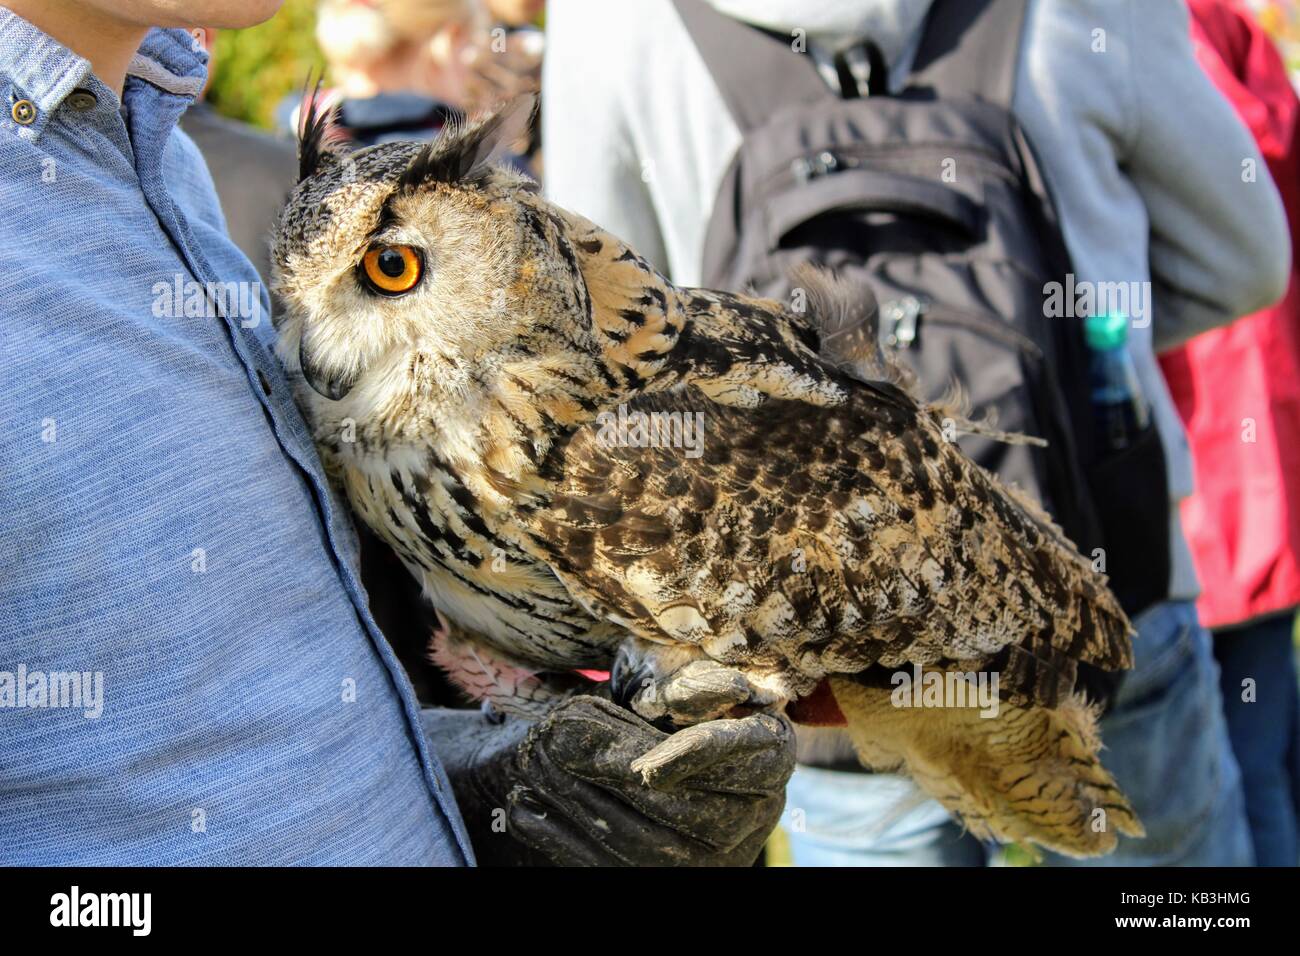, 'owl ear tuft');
297,76,345,183
398,93,537,191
